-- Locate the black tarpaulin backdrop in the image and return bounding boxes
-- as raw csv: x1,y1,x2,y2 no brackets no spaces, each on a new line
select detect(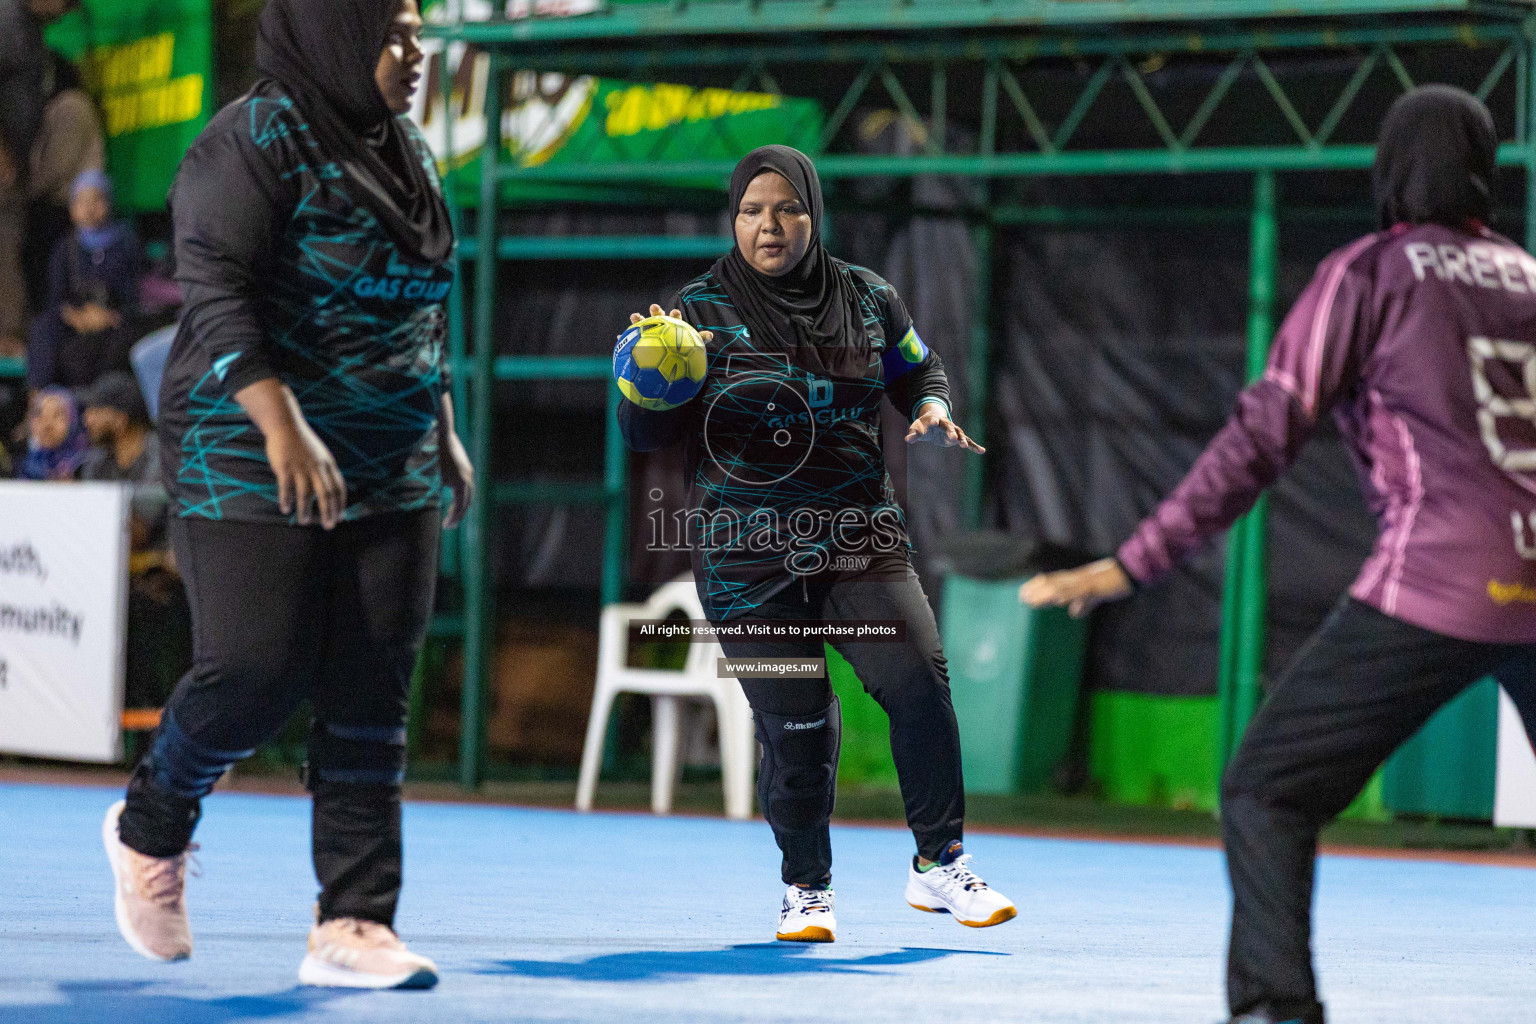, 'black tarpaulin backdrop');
472,43,1525,696
991,219,1378,695
478,197,1385,698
